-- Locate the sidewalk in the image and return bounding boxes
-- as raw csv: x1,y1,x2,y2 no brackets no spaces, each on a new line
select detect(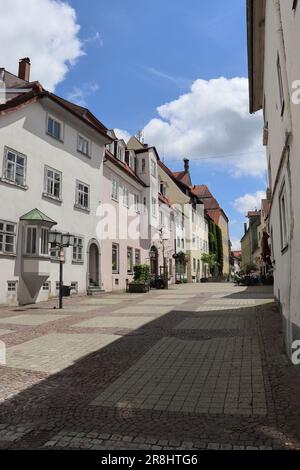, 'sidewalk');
0,283,300,450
